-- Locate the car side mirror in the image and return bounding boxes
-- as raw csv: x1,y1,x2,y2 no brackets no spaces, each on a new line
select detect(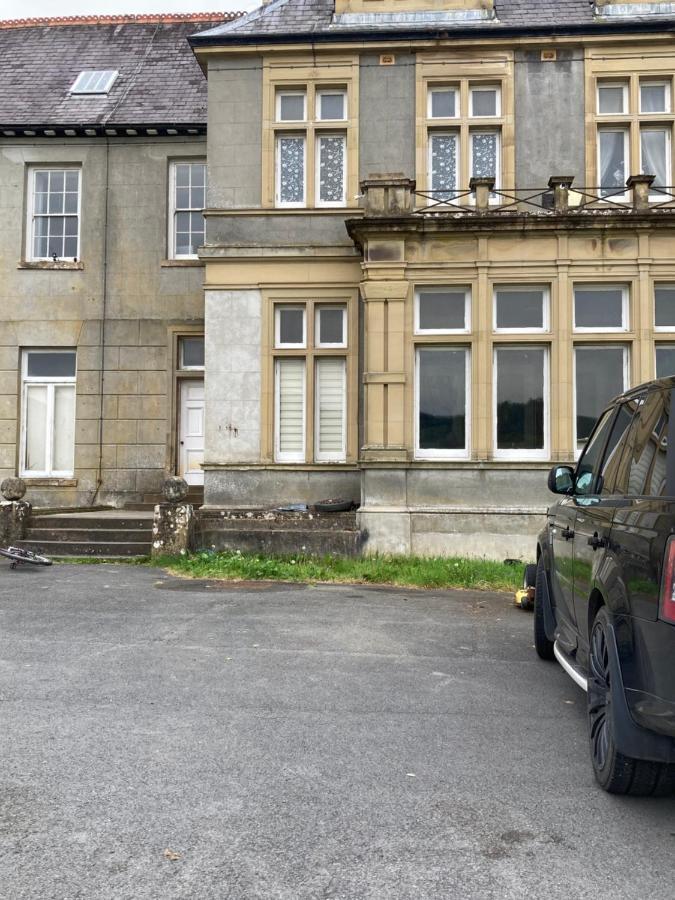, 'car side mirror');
548,465,575,495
